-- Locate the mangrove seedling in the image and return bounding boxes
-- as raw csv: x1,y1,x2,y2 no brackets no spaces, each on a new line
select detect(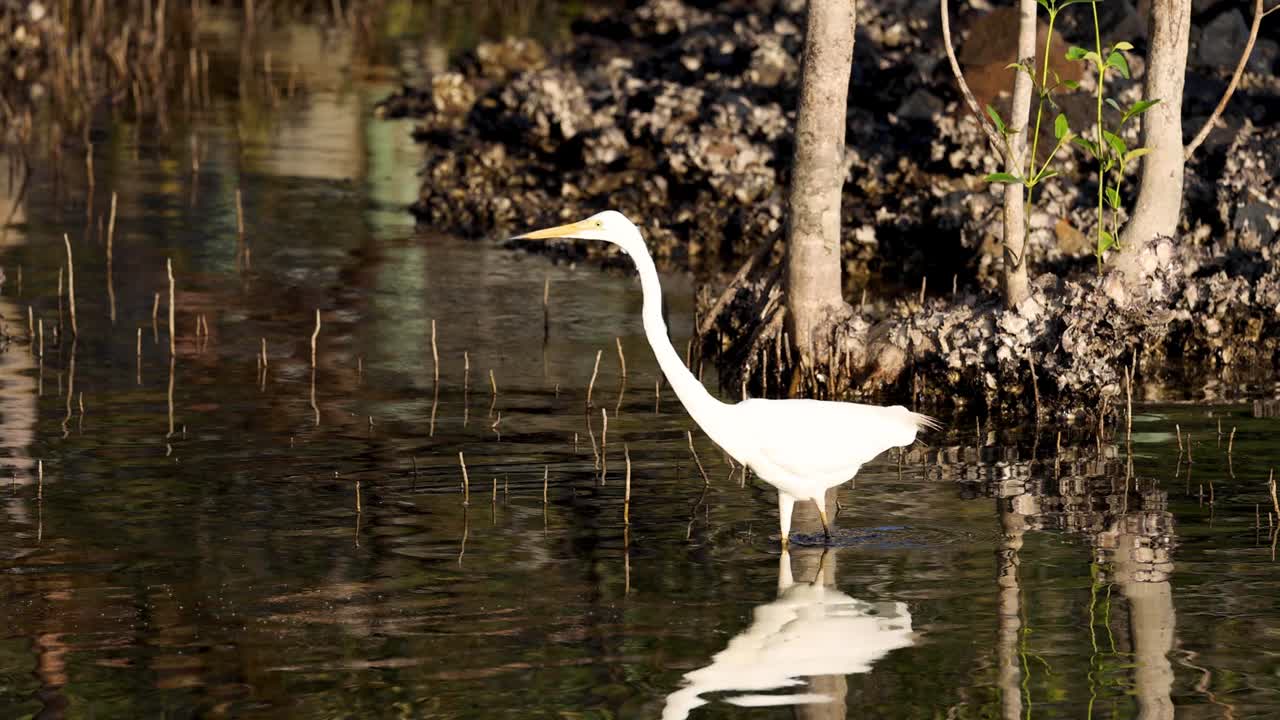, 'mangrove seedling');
1066,36,1159,271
